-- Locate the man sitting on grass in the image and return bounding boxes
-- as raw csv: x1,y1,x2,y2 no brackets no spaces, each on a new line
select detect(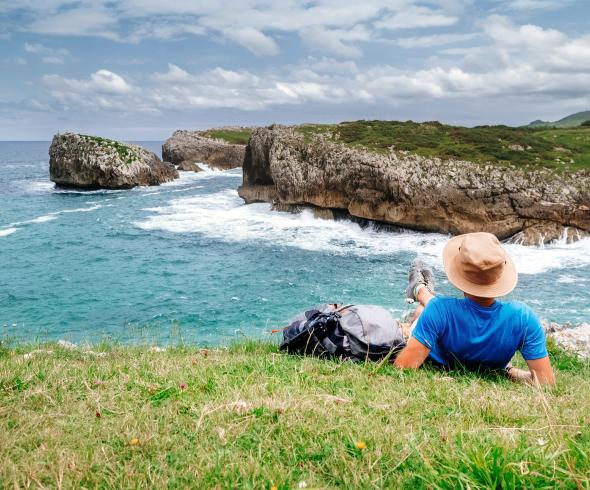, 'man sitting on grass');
394,232,555,386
